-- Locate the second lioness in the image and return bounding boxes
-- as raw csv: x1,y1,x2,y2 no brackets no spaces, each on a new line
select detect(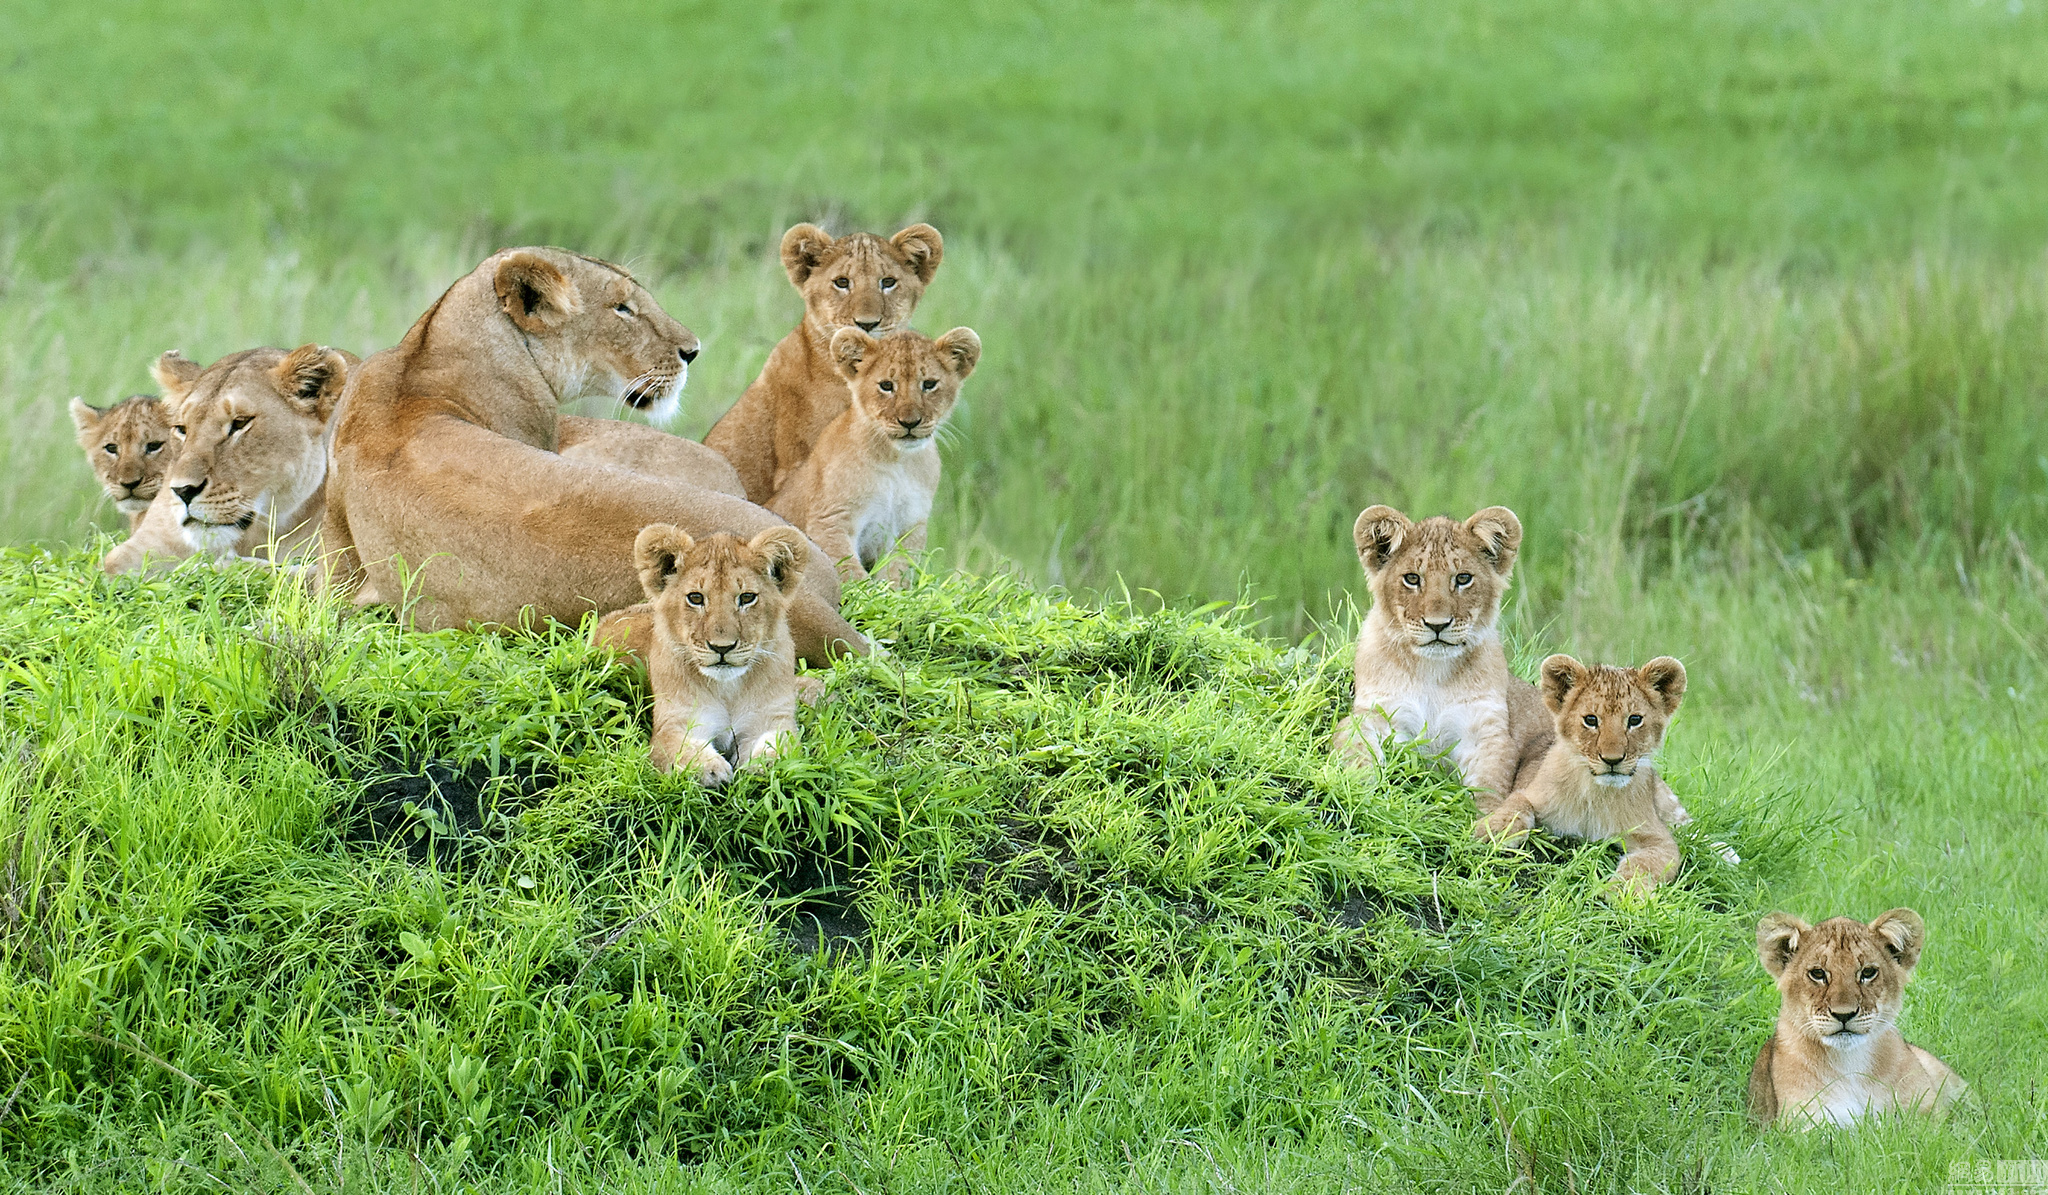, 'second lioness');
767,325,980,584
